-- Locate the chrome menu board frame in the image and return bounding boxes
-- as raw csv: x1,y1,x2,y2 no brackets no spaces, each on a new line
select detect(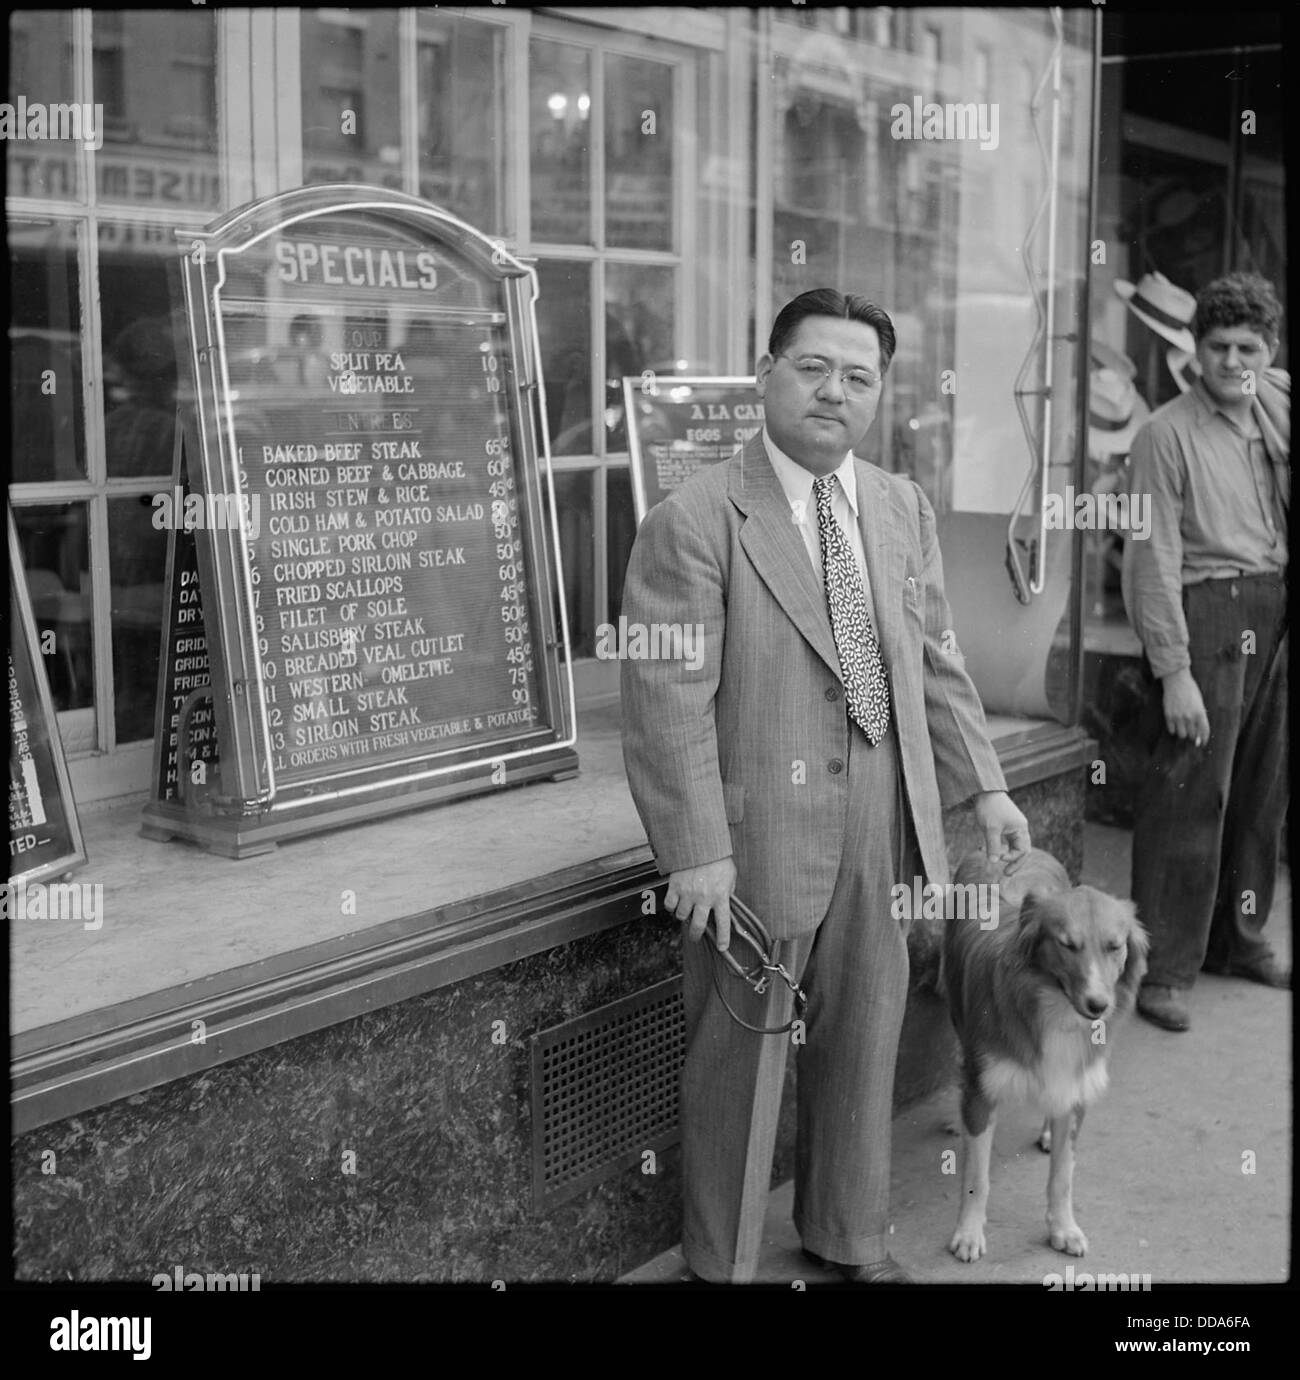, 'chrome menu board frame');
141,186,577,857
